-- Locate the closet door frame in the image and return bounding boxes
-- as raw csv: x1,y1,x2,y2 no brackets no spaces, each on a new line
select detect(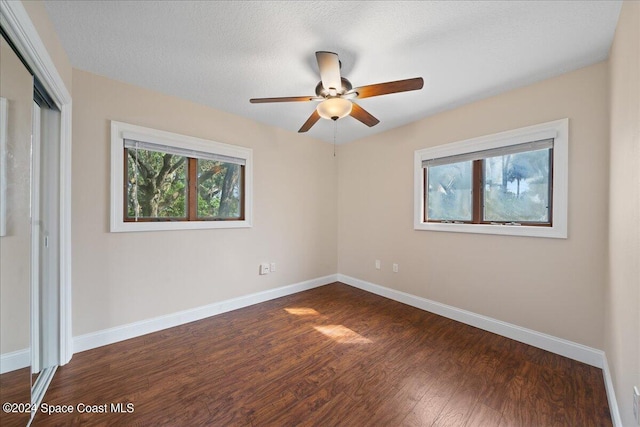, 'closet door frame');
1,0,73,366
